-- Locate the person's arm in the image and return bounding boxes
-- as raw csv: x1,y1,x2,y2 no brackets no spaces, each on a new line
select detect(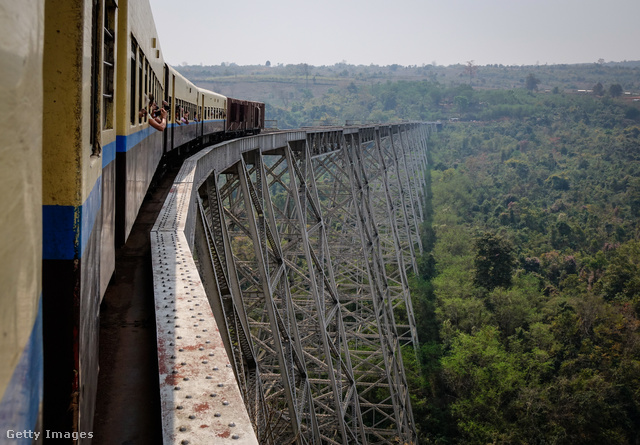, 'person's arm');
148,108,167,132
